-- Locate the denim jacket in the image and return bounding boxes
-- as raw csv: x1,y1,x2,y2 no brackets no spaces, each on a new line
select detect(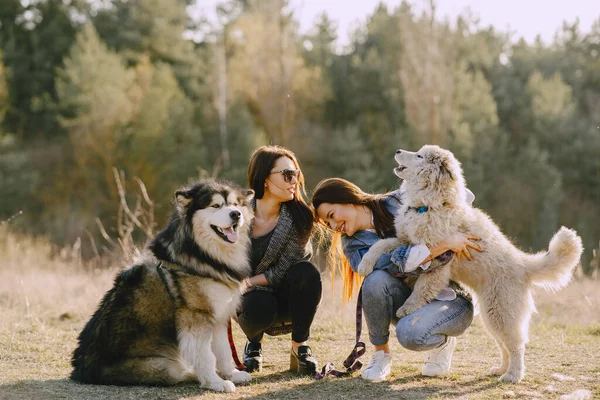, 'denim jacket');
341,190,434,275
341,189,475,300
